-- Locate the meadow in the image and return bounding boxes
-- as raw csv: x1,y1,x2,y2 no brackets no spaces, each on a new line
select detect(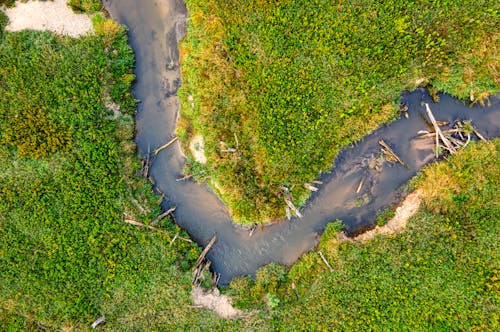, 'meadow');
1,1,498,330
179,0,500,222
